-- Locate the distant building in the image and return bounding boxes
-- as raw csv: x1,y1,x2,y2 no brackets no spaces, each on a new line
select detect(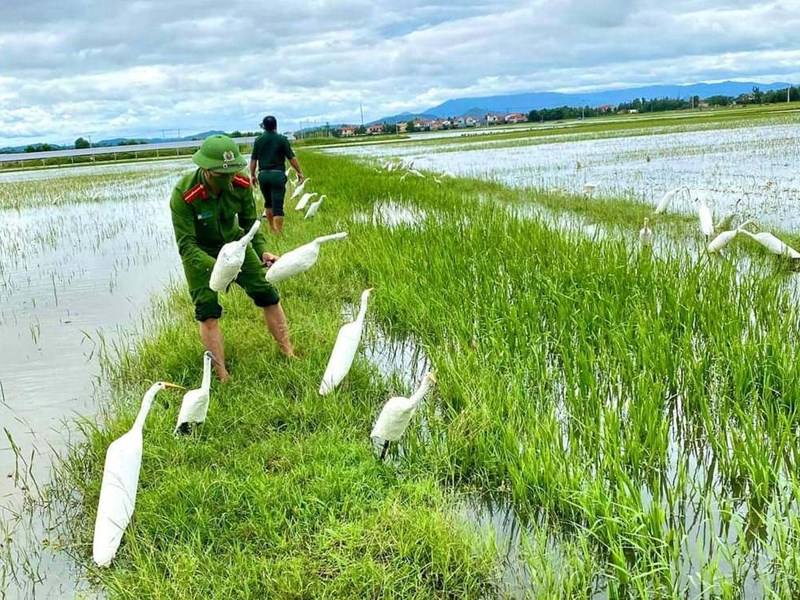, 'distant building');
414,119,431,131
596,104,614,113
339,126,357,137
486,113,504,125
396,122,408,133
505,112,527,124
627,109,639,114
464,116,478,127
366,124,385,135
